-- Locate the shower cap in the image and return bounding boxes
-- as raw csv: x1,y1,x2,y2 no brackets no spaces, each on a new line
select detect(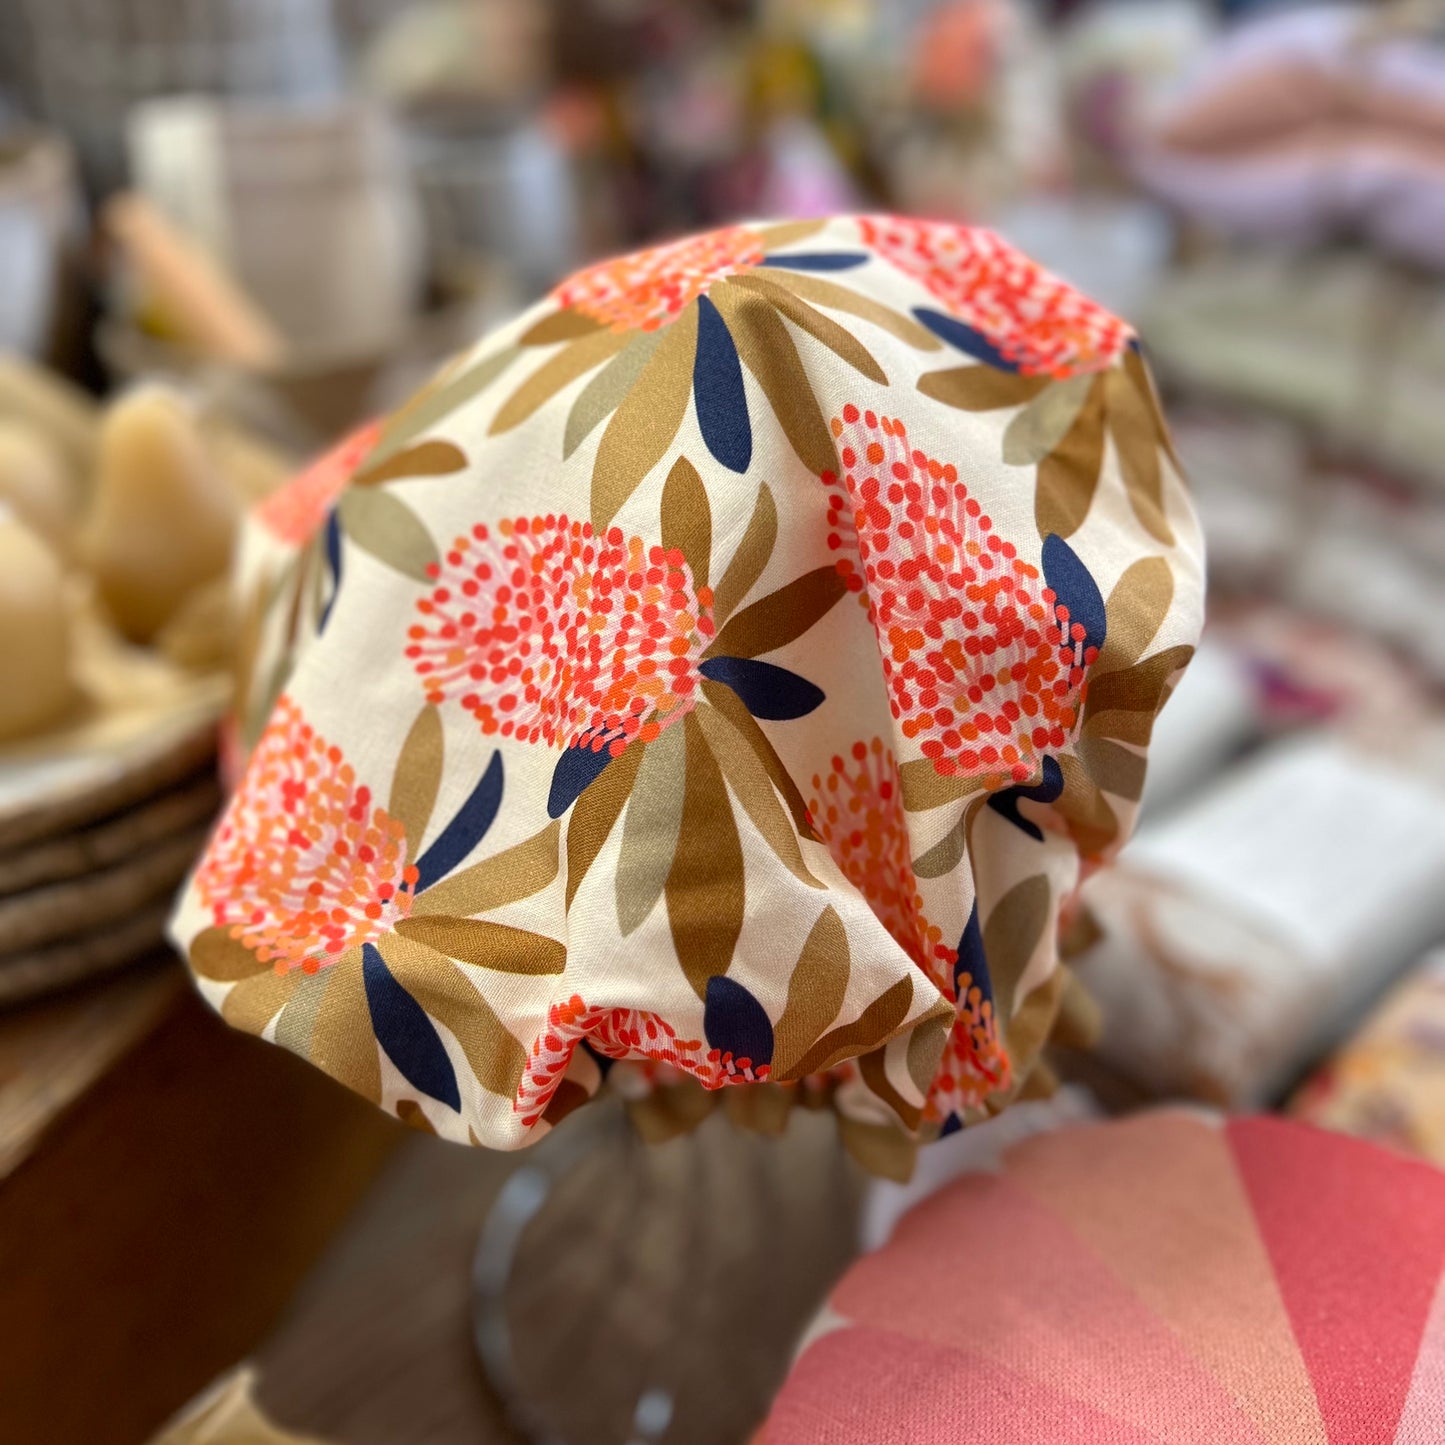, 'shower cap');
171,215,1203,1167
